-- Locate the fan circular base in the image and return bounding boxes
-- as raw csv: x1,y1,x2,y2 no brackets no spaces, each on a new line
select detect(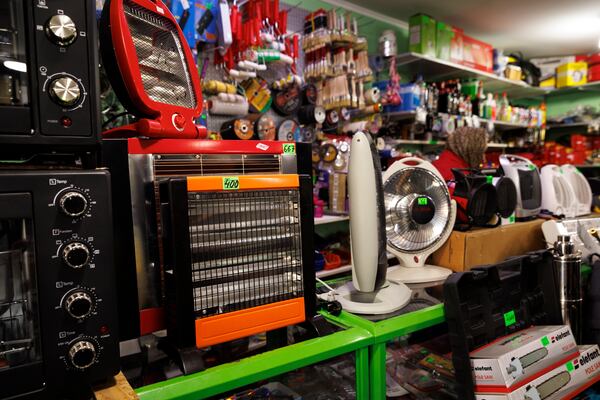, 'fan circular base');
329,280,412,315
387,265,452,287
